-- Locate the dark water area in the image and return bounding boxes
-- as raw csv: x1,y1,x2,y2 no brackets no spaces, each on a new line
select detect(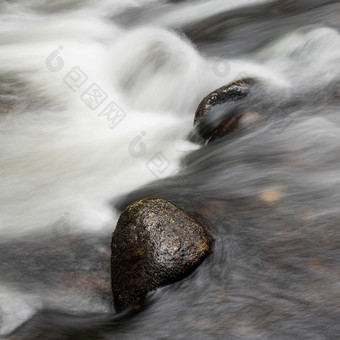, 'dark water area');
1,0,340,339
114,0,340,57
